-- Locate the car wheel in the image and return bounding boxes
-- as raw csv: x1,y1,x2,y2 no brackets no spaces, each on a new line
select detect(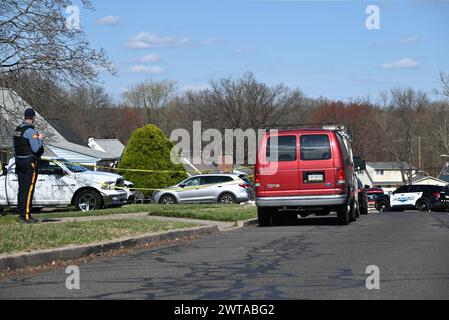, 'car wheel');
258,207,272,227
416,200,431,212
375,201,388,213
218,193,236,204
337,203,350,225
349,201,358,222
159,195,176,205
75,190,102,212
